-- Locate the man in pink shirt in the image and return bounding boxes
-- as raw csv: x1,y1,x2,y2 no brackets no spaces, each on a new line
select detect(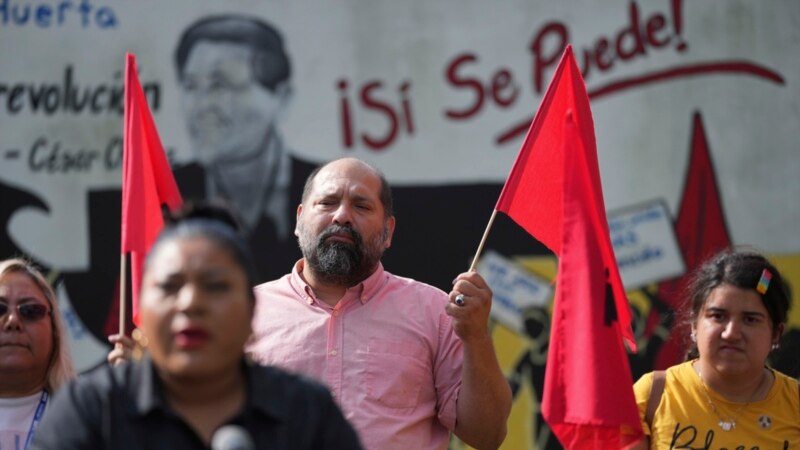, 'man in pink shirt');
247,157,511,450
